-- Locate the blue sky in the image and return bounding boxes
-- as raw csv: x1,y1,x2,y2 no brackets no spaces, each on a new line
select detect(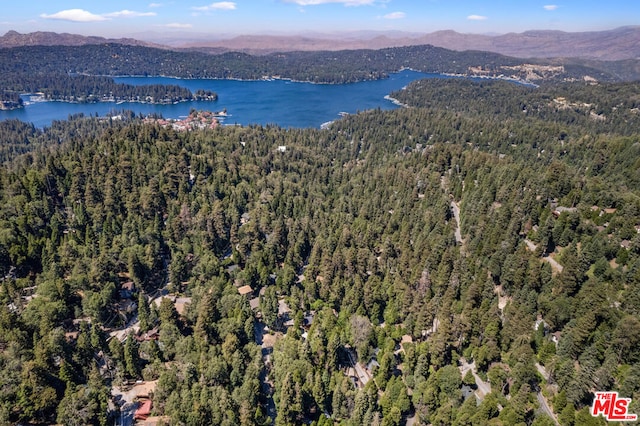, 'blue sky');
1,1,638,38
